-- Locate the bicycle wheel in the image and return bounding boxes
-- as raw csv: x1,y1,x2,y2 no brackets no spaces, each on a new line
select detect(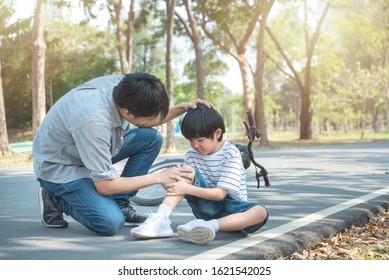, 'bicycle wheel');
130,158,184,206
